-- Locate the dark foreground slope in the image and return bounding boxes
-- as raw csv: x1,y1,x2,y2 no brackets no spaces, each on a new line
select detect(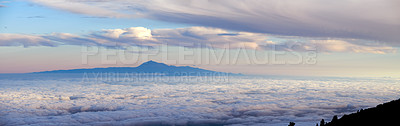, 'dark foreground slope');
317,98,400,126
